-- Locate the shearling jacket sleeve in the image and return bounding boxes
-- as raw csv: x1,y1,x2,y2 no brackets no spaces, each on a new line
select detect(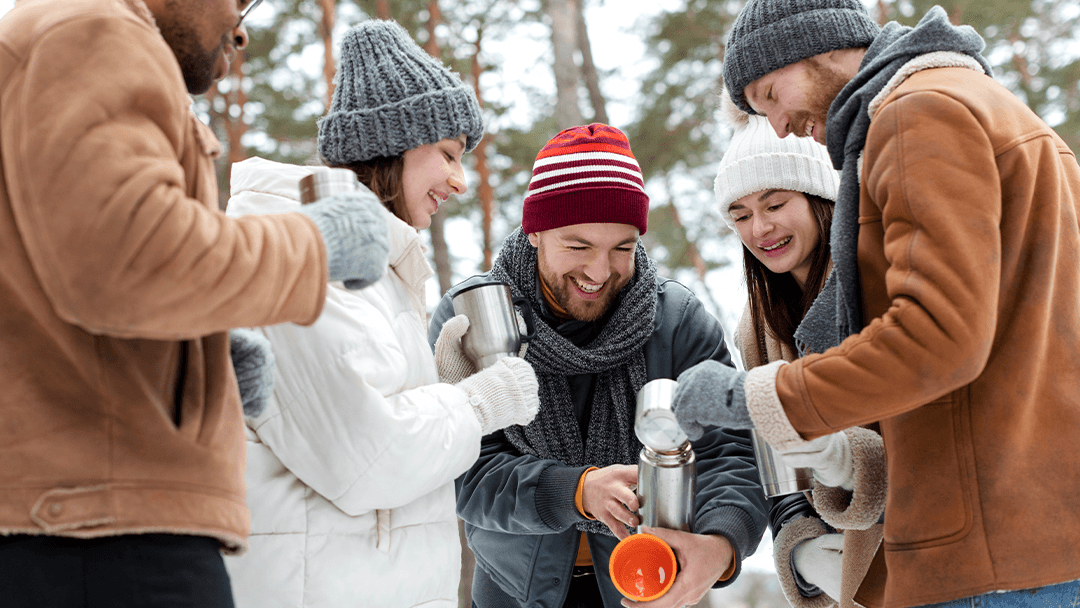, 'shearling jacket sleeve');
772,91,1005,434
248,286,483,514
1,14,326,339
